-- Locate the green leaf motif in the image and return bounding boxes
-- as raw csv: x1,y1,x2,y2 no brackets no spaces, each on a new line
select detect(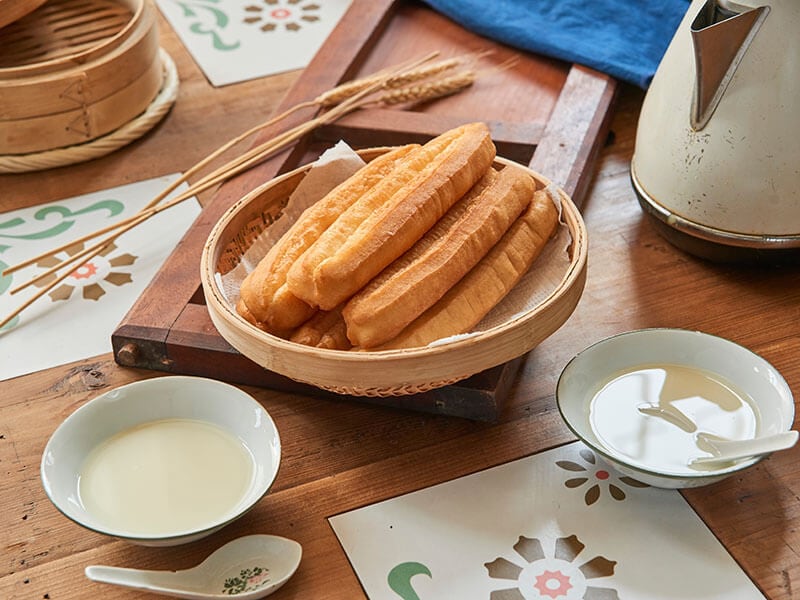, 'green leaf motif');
0,217,25,232
221,566,270,595
388,562,432,600
189,22,241,50
0,200,125,241
173,0,241,51
0,258,11,296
